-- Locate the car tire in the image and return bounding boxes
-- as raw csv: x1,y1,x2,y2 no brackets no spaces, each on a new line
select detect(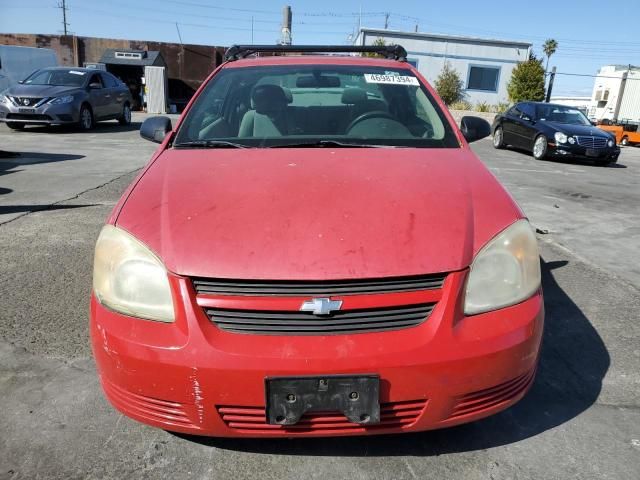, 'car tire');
492,126,506,149
6,122,25,130
78,104,94,131
118,103,132,125
621,136,629,146
532,135,548,160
